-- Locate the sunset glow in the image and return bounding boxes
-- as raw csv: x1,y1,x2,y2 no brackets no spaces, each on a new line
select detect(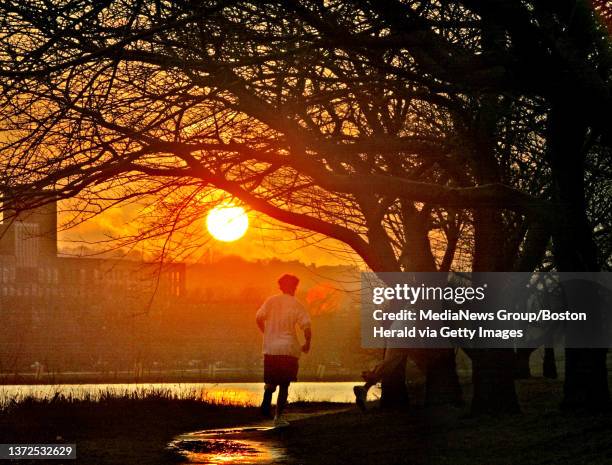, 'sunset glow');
206,204,249,242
